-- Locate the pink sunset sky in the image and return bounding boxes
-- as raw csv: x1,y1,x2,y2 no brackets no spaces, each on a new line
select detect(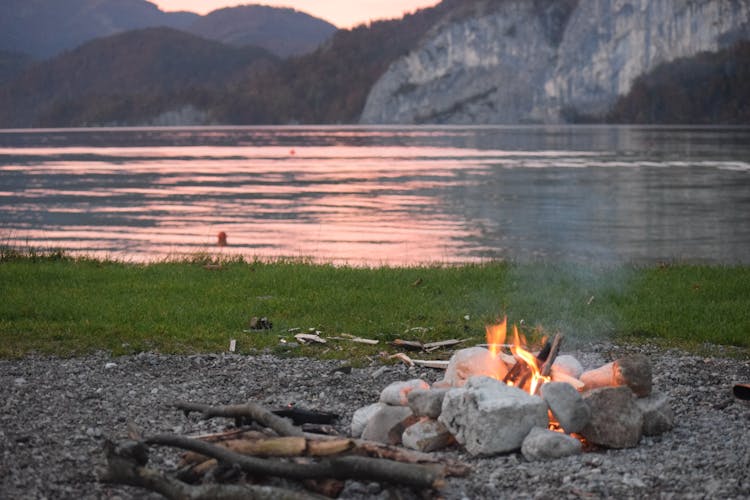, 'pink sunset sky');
152,1,442,28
